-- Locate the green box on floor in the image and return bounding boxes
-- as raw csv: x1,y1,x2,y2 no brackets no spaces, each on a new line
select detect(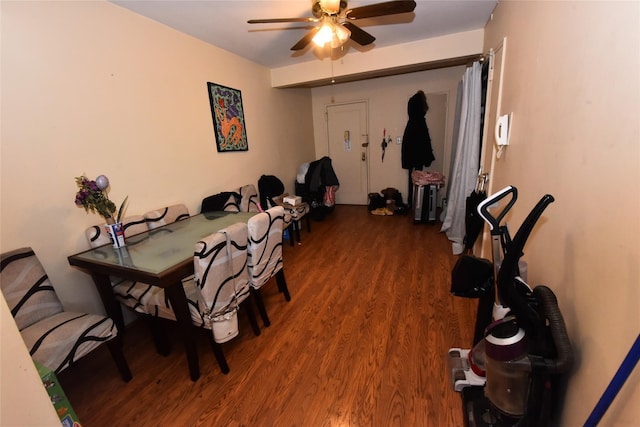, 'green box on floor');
34,360,82,427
